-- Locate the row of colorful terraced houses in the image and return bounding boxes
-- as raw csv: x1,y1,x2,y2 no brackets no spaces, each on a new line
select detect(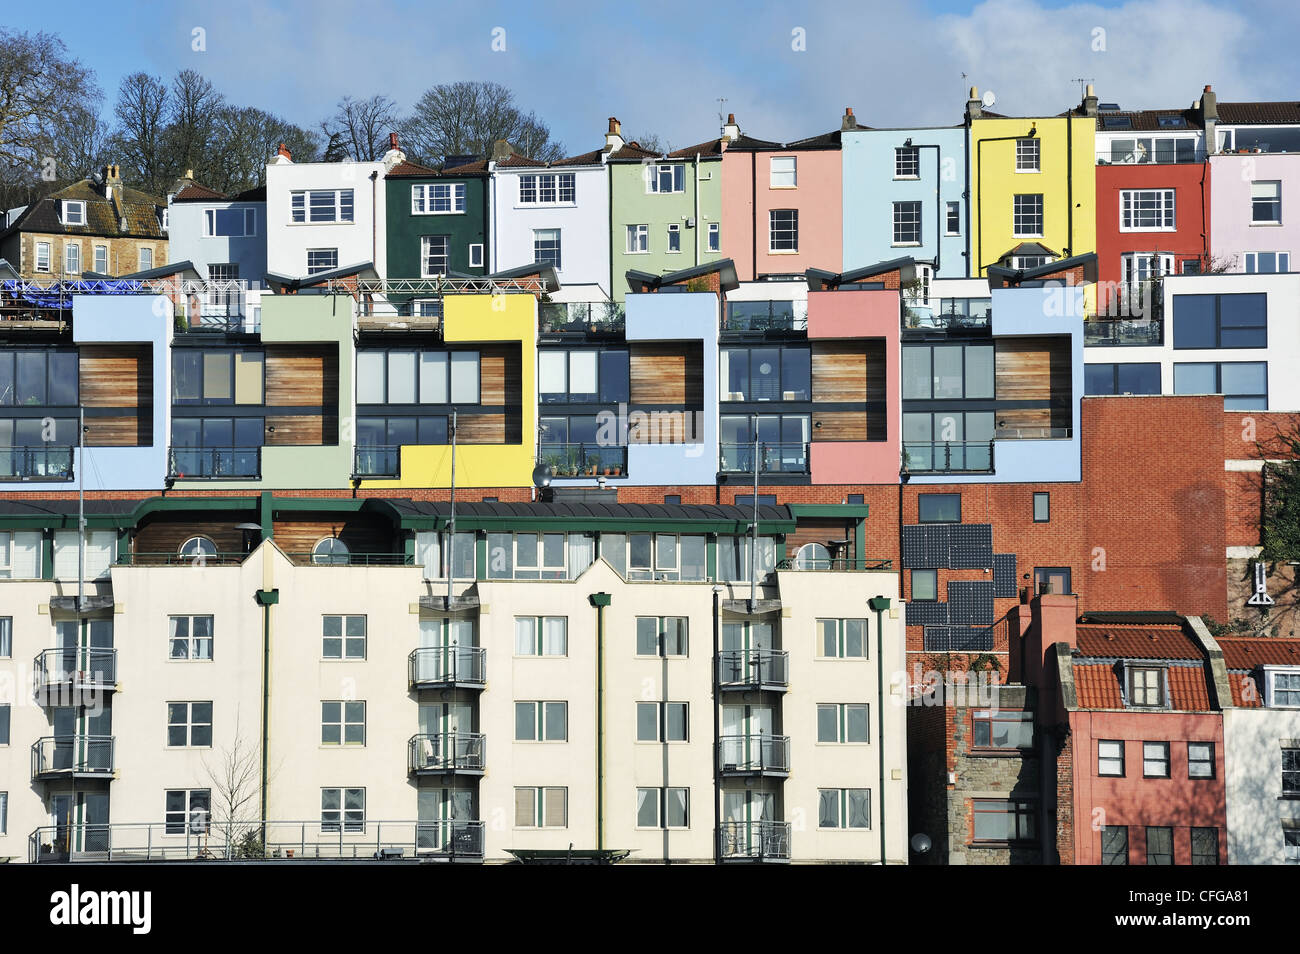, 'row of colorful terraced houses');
0,81,1299,865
